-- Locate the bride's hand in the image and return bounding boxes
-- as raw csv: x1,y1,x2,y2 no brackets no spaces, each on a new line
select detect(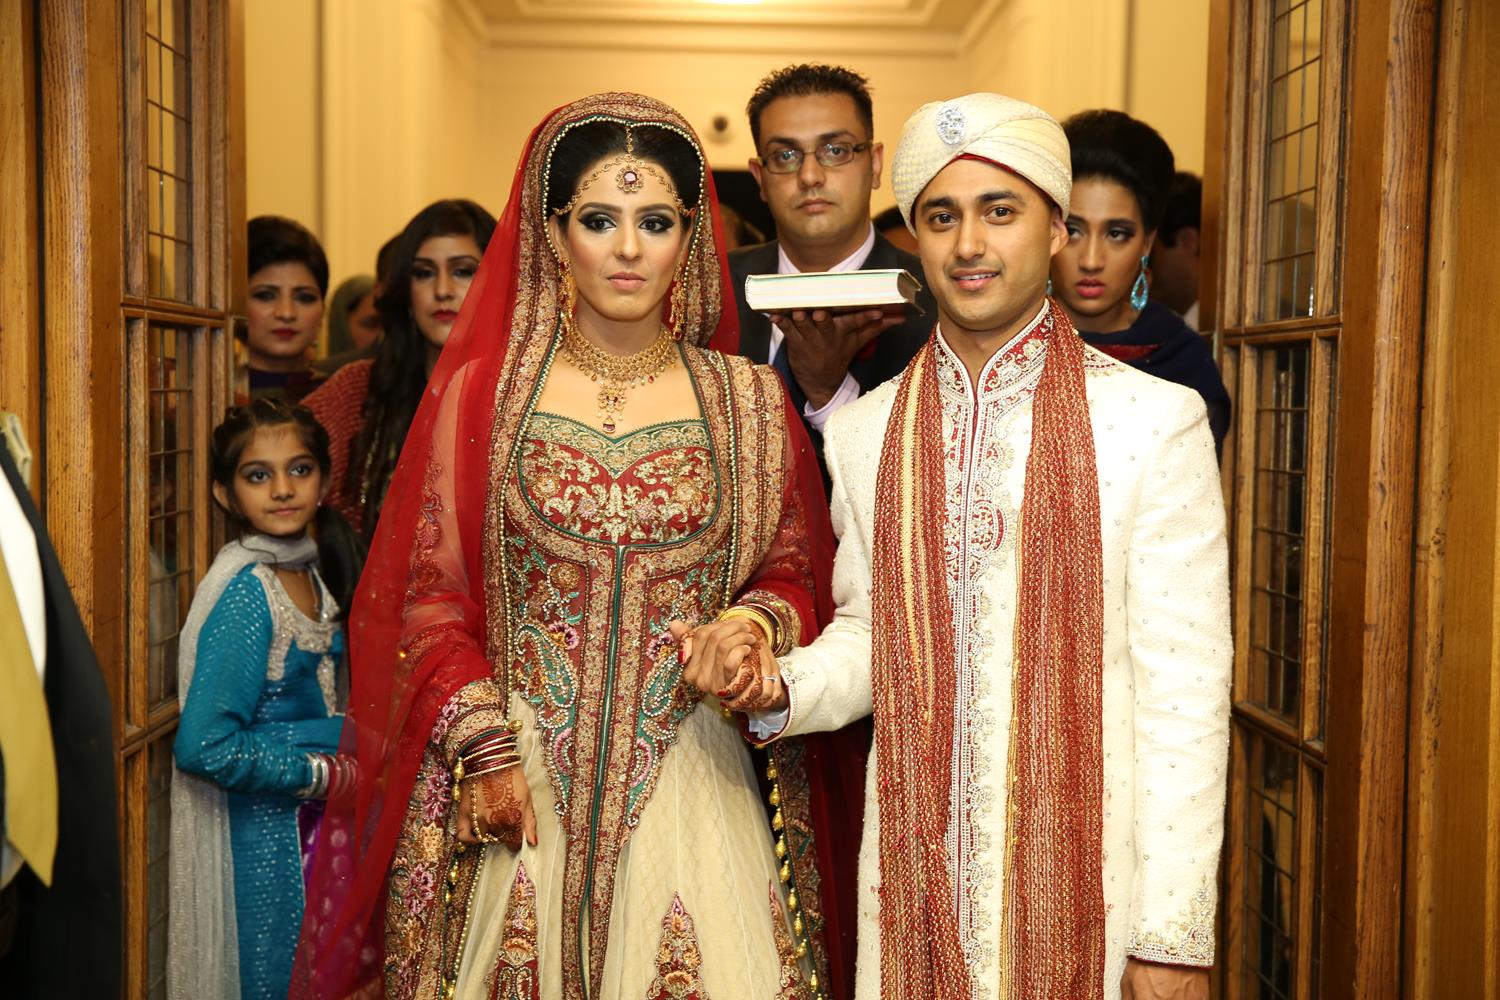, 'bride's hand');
724,642,788,713
670,619,788,713
455,765,537,850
